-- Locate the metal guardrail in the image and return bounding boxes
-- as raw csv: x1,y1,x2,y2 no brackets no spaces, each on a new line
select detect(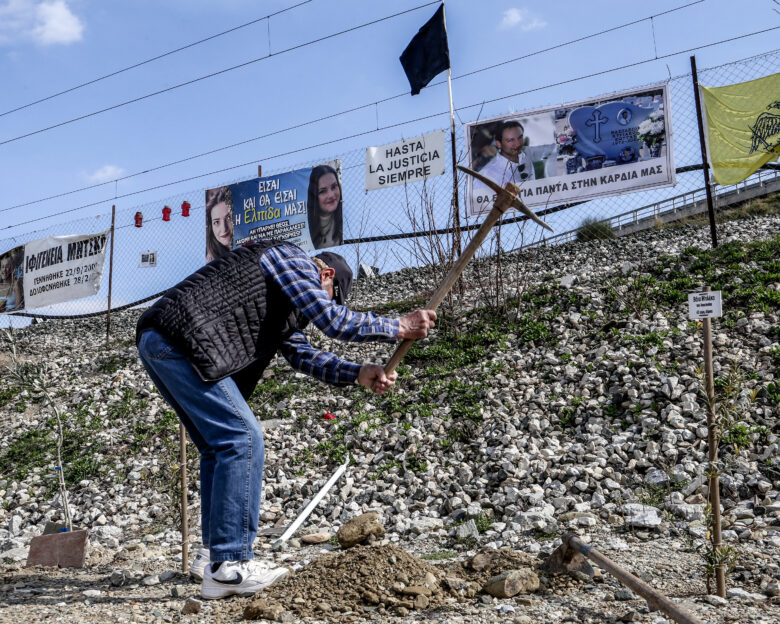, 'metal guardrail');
524,168,780,249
